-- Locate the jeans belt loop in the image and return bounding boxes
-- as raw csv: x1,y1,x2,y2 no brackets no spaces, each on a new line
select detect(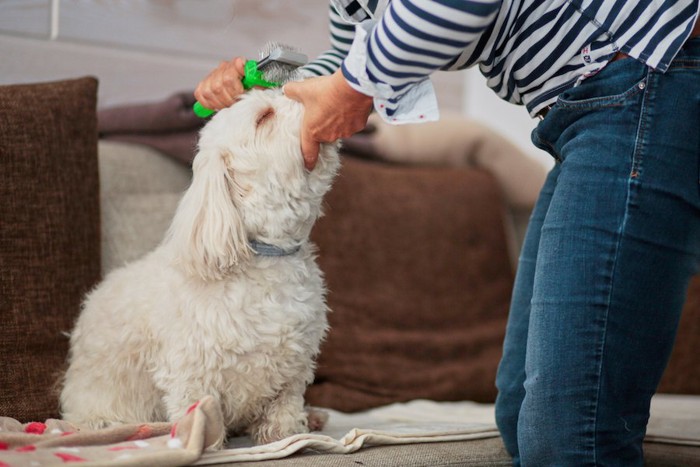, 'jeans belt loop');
537,105,552,121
